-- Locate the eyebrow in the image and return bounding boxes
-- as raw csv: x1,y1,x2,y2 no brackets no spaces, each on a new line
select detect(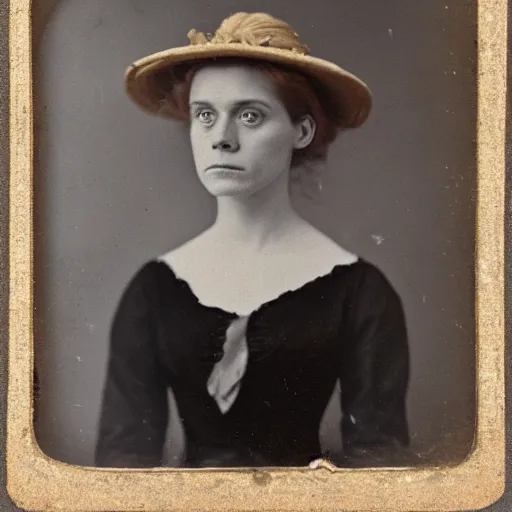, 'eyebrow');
189,100,272,110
